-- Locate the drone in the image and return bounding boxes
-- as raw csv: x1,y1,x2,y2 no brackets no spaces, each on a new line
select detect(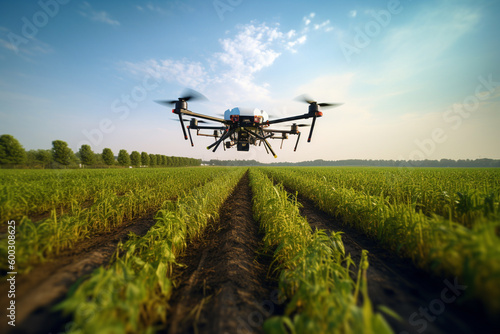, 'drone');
156,89,342,158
